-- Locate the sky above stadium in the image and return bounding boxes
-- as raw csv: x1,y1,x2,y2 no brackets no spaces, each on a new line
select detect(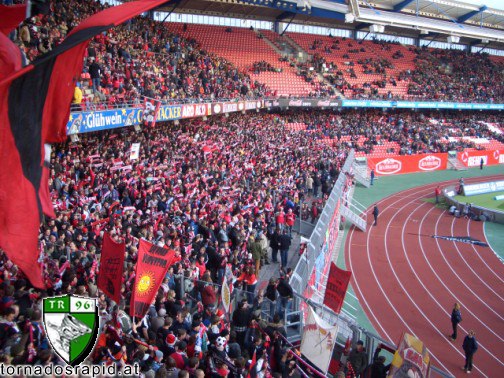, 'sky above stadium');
464,0,504,11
